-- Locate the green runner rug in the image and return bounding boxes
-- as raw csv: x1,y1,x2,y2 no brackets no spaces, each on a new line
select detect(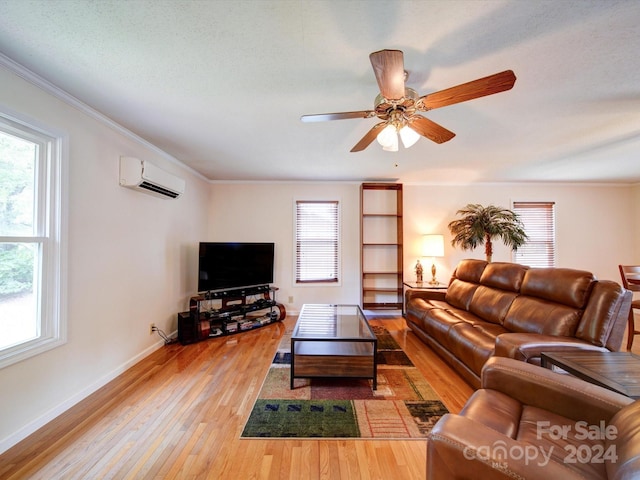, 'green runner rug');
241,326,448,439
